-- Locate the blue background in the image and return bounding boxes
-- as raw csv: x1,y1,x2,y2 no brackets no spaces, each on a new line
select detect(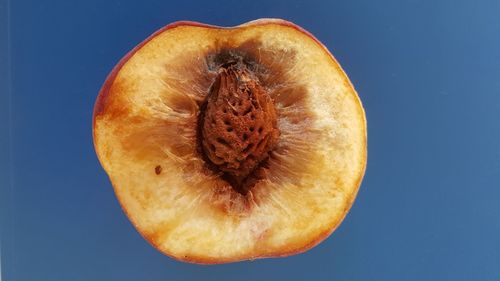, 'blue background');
2,0,500,280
